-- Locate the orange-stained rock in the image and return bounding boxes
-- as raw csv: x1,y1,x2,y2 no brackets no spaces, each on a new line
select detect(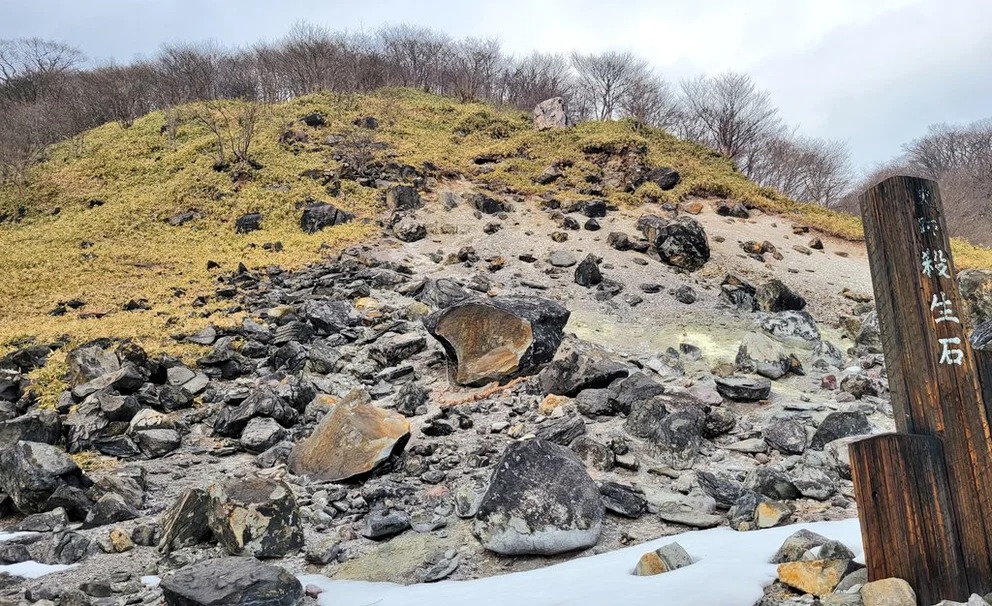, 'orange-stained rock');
287,390,410,482
424,296,569,387
683,201,705,215
539,394,569,416
777,559,848,596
